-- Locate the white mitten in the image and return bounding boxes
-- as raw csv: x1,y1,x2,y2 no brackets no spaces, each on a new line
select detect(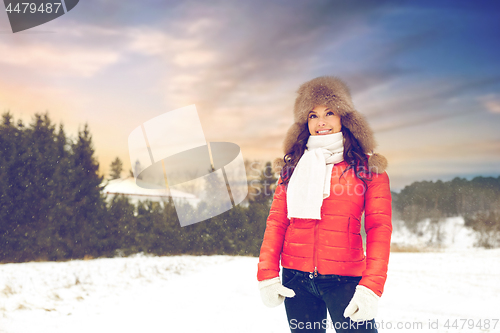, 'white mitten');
343,285,380,322
258,277,296,307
